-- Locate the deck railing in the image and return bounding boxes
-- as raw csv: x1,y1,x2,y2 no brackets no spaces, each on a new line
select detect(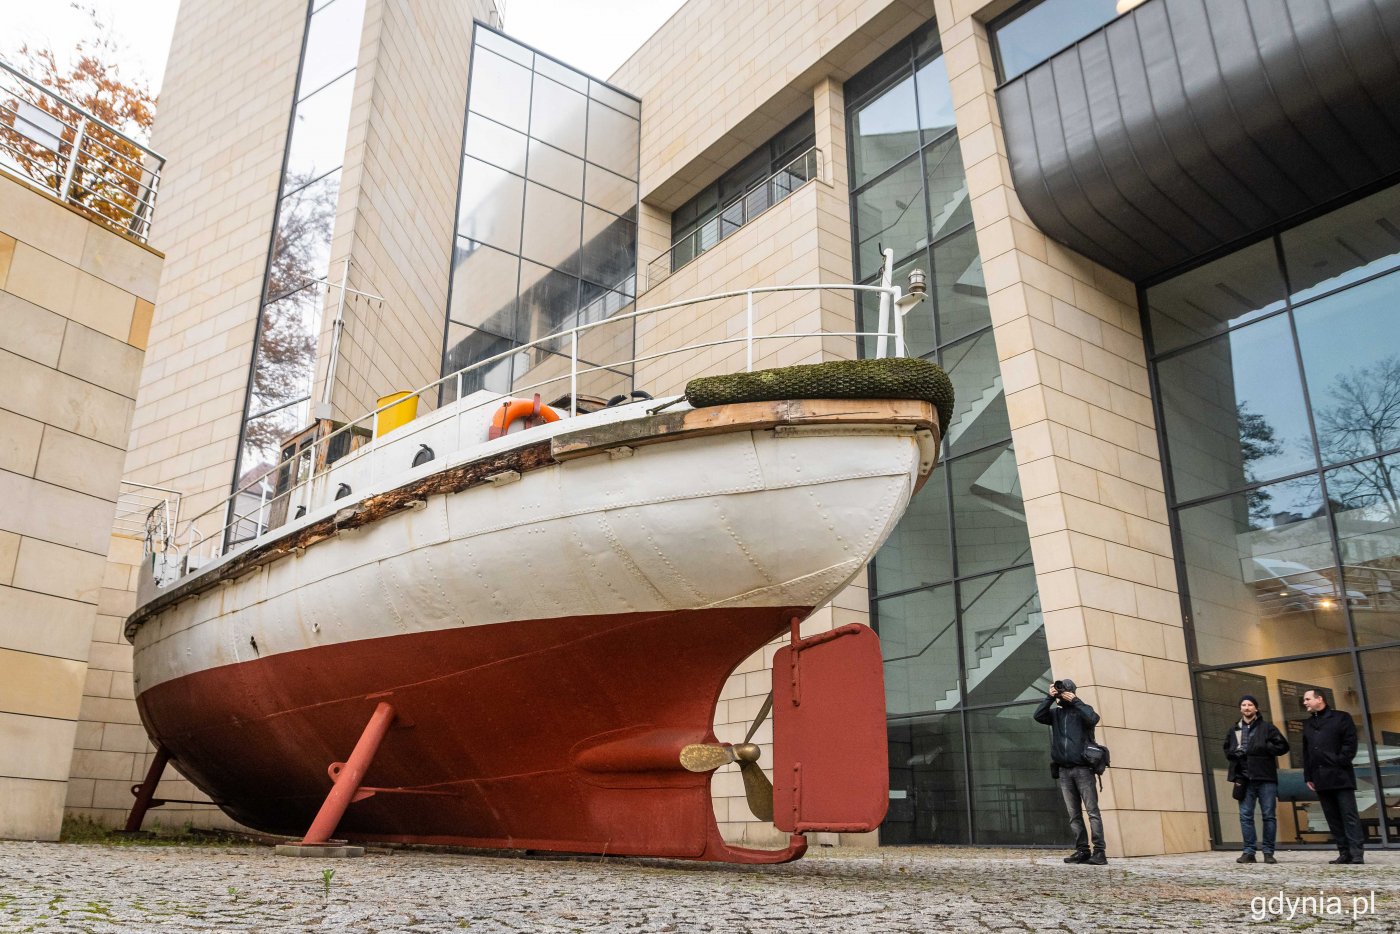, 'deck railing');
0,59,164,242
162,252,920,576
644,147,820,291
